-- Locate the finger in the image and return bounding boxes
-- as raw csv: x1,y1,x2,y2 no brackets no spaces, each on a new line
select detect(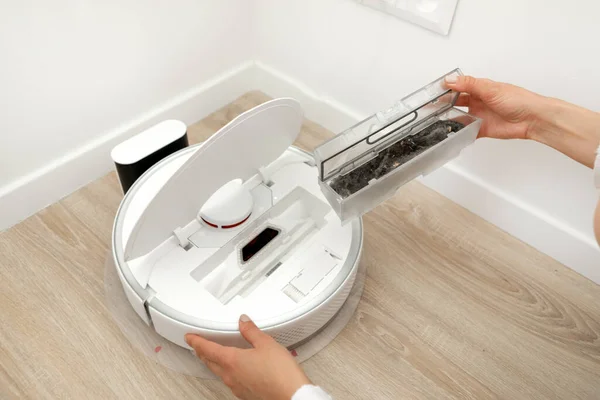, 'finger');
185,334,229,365
239,314,273,348
445,75,499,101
454,93,471,107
